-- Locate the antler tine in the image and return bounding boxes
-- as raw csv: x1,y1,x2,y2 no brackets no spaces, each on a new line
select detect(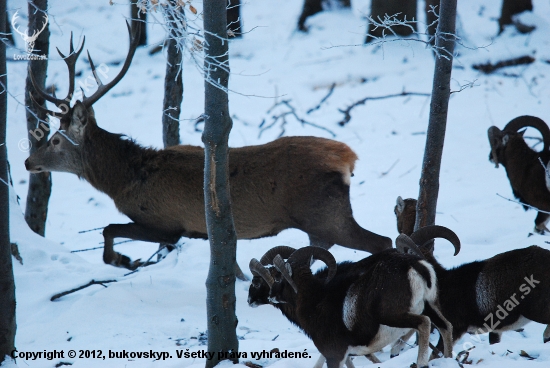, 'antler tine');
83,21,140,108
29,91,60,118
87,50,103,87
28,67,66,107
56,33,85,103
